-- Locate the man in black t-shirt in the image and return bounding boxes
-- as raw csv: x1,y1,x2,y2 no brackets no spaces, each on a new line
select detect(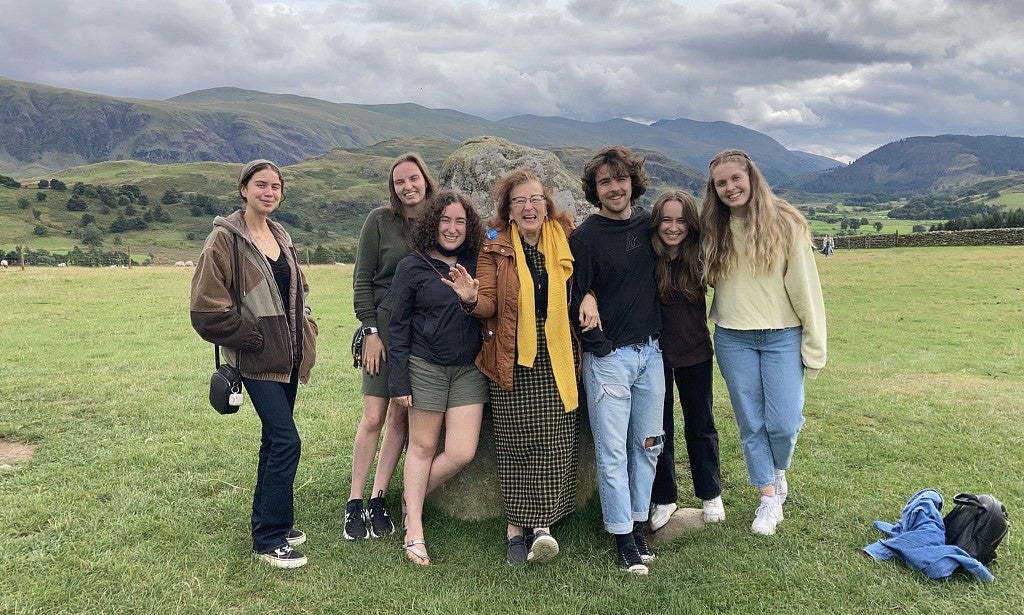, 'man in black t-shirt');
570,146,665,575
